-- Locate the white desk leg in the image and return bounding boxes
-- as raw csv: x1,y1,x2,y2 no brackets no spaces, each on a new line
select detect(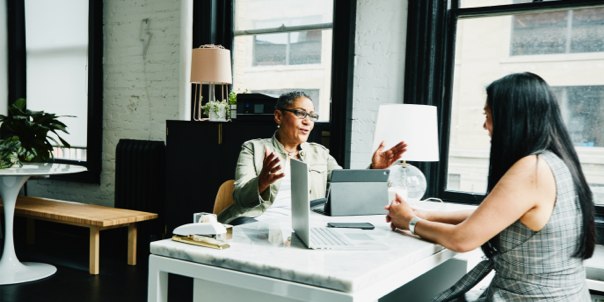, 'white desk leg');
0,175,57,285
148,254,168,302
